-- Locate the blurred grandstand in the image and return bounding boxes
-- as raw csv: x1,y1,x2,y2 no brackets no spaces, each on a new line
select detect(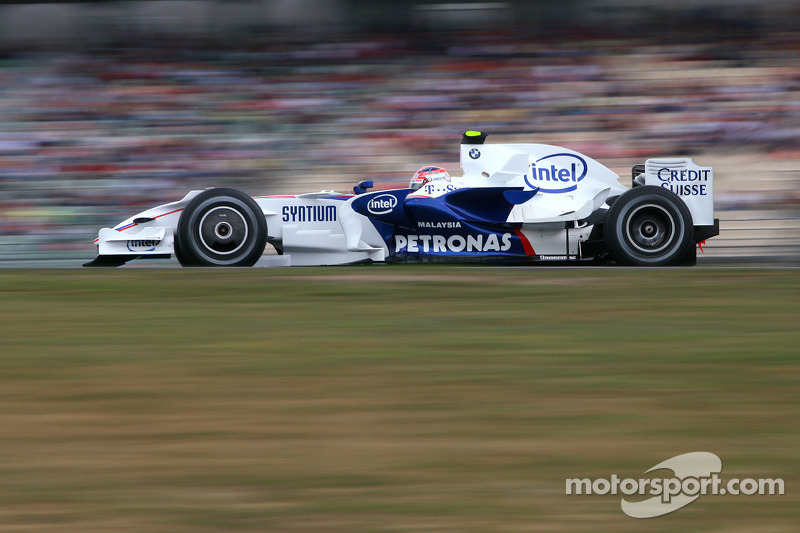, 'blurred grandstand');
0,0,798,265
